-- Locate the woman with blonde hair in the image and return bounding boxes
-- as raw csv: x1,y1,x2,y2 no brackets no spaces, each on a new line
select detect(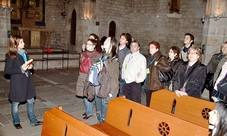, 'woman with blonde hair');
173,46,207,98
